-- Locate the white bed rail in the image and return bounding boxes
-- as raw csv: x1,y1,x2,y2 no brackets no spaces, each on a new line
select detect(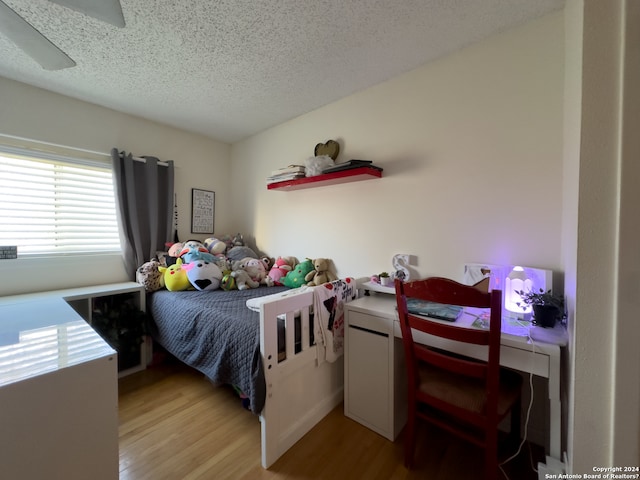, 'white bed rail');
259,287,344,468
